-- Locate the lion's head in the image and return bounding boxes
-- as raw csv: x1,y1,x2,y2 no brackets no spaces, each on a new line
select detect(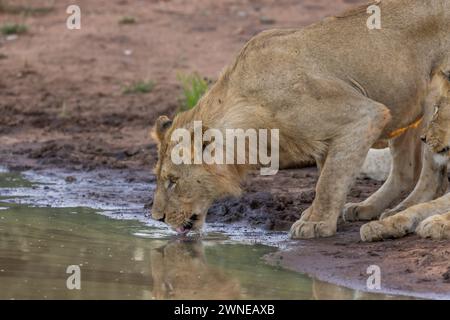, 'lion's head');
422,70,450,160
150,115,242,234
150,241,241,299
